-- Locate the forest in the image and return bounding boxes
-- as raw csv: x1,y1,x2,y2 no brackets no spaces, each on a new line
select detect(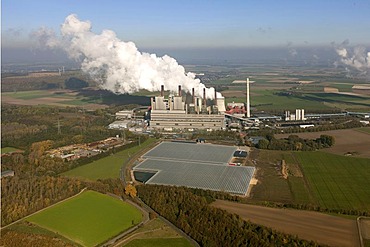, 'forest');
137,185,319,247
1,175,125,226
256,134,335,151
1,104,122,149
